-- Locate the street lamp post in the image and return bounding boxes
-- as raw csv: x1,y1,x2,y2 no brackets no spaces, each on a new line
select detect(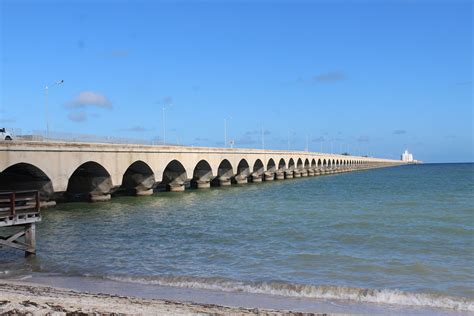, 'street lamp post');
44,80,64,140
